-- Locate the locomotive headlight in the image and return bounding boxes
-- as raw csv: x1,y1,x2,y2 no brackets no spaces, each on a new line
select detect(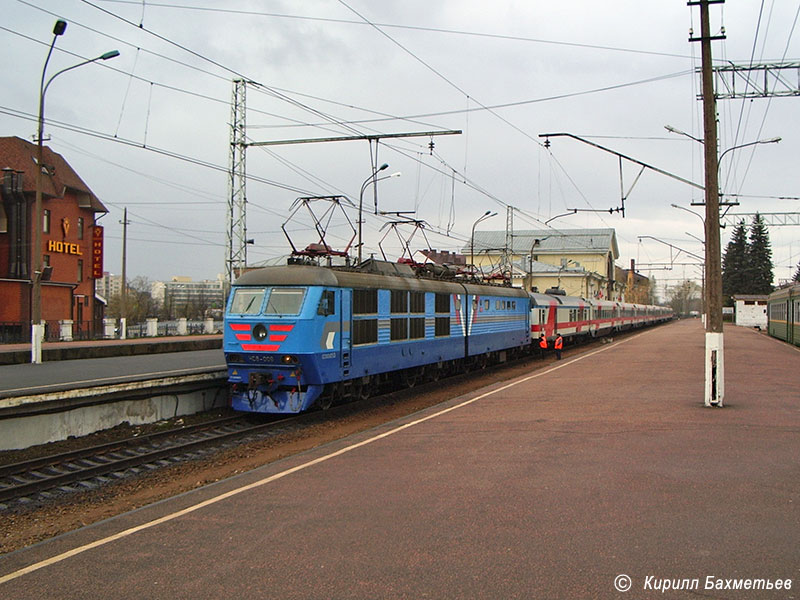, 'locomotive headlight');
253,324,268,341
281,355,298,364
